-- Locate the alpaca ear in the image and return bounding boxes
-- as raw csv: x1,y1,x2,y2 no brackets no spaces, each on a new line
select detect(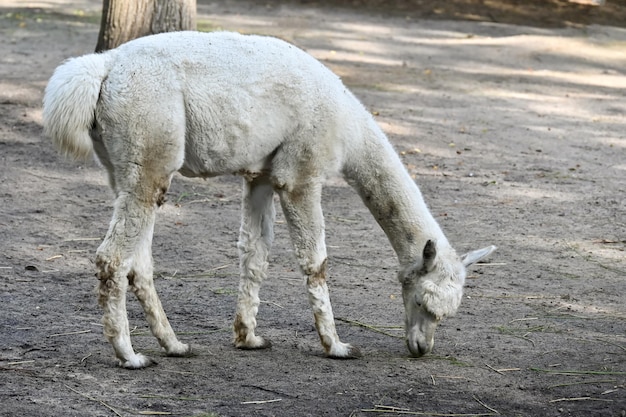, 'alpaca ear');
422,239,437,272
460,245,497,267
